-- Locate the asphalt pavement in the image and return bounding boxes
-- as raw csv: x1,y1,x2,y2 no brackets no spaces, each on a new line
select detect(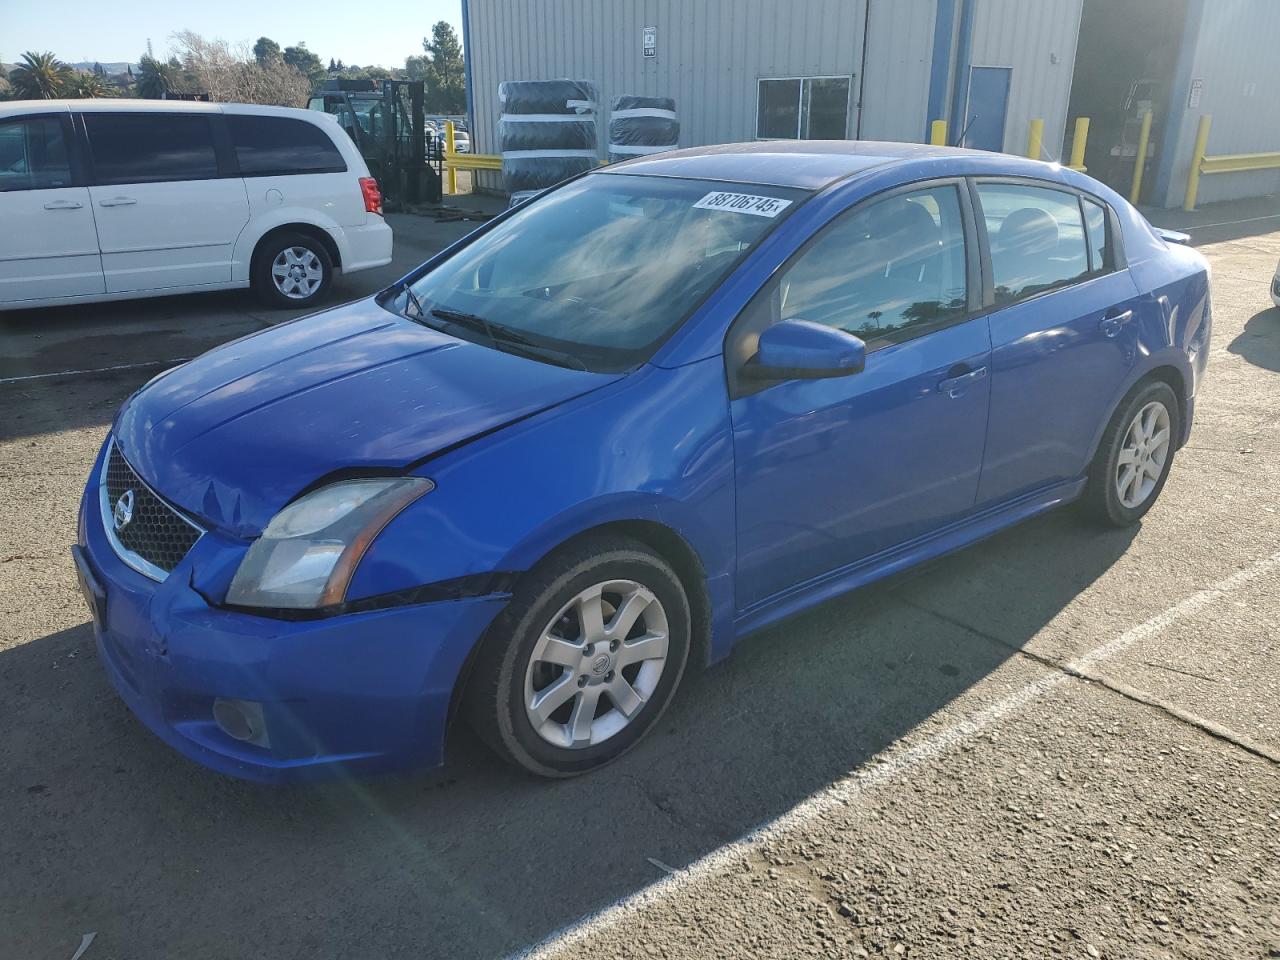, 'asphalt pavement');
0,195,1277,960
